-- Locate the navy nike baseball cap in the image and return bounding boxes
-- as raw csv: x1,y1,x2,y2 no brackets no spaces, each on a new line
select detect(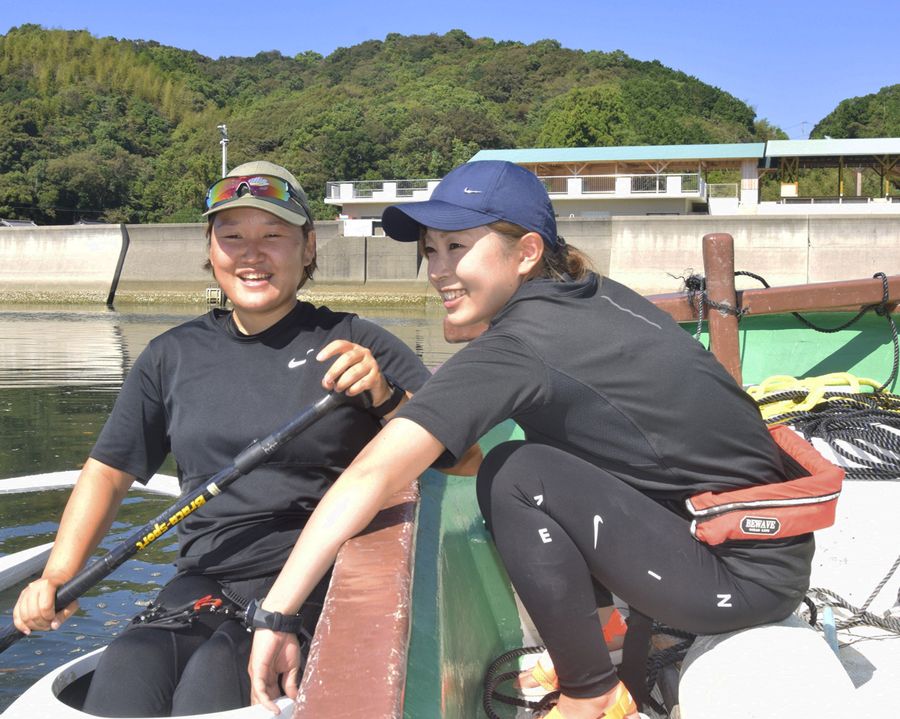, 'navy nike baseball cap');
382,160,558,248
